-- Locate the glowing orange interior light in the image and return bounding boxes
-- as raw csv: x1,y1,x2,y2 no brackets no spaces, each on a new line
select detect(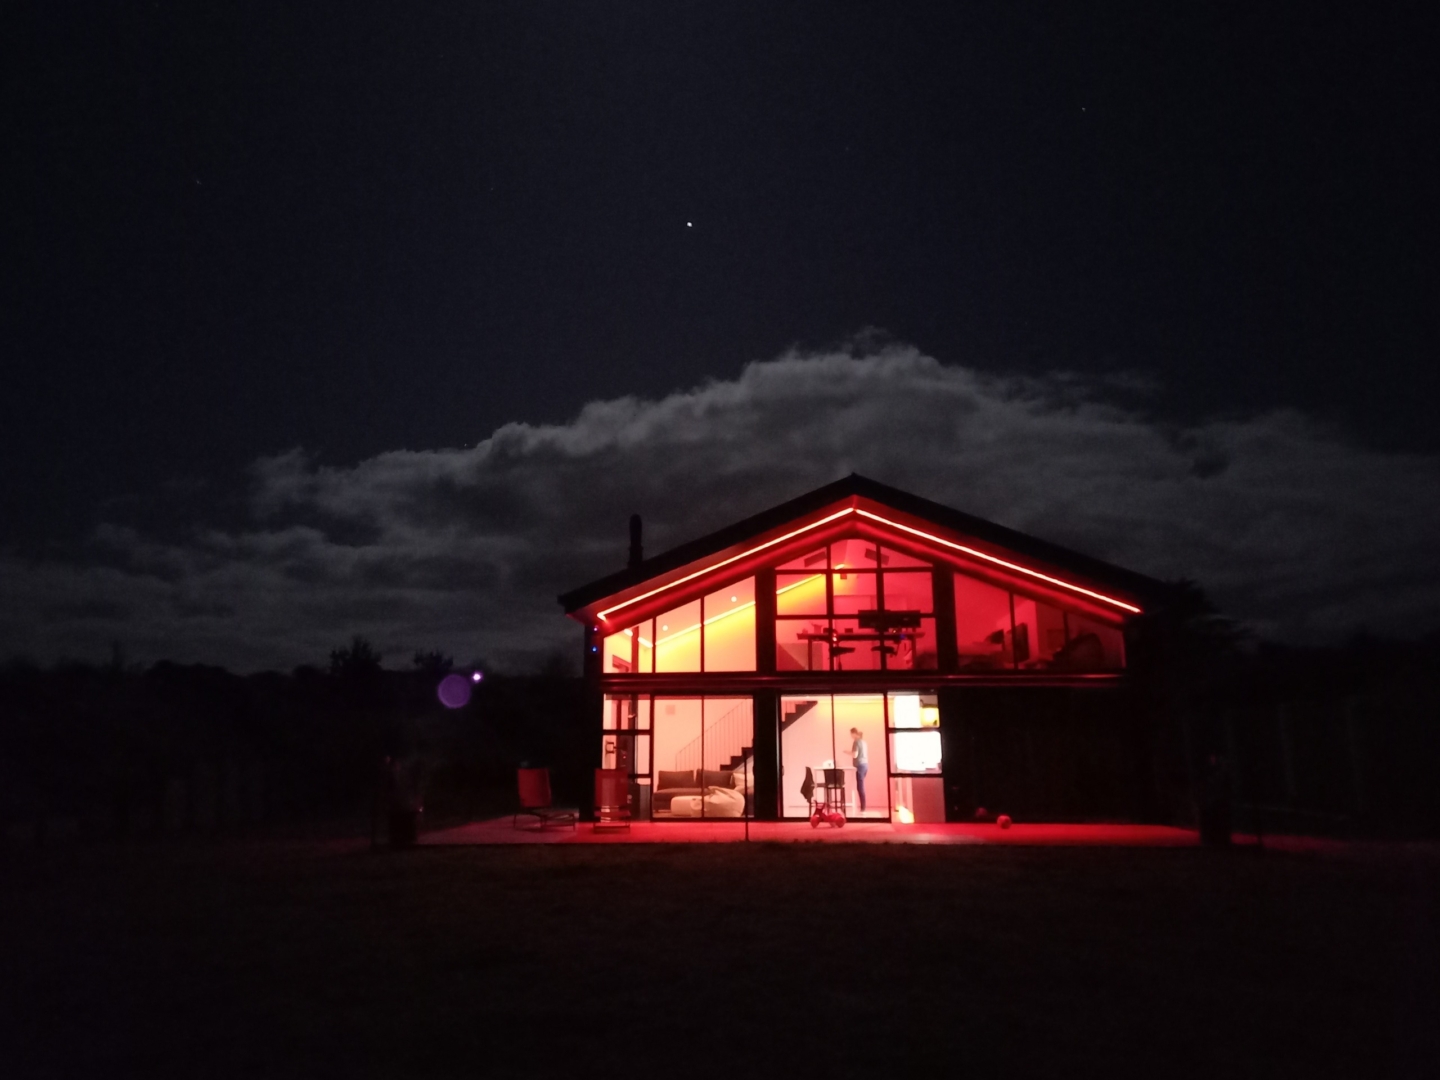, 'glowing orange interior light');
597,507,855,622
621,628,655,648
653,596,757,646
776,574,824,596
